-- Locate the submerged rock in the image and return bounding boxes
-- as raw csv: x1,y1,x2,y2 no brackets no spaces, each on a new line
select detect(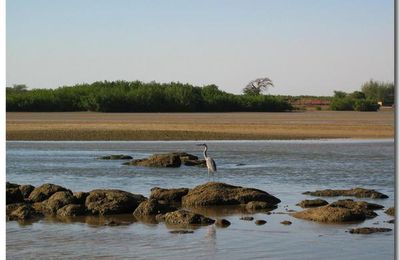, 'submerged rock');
85,189,146,215
182,182,281,207
125,153,182,168
246,201,277,211
215,218,231,228
163,209,215,225
149,187,189,204
28,183,69,203
169,230,194,234
348,227,392,234
302,188,388,199
255,220,267,225
240,216,254,221
296,199,328,208
280,220,292,225
384,207,395,216
133,199,176,217
98,155,133,160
